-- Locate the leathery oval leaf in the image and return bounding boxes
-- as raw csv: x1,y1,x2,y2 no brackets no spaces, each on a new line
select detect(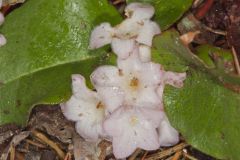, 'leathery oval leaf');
0,0,121,125
153,30,240,160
